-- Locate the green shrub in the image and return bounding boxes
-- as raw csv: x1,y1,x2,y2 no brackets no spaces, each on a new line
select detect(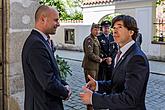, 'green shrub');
56,55,72,81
